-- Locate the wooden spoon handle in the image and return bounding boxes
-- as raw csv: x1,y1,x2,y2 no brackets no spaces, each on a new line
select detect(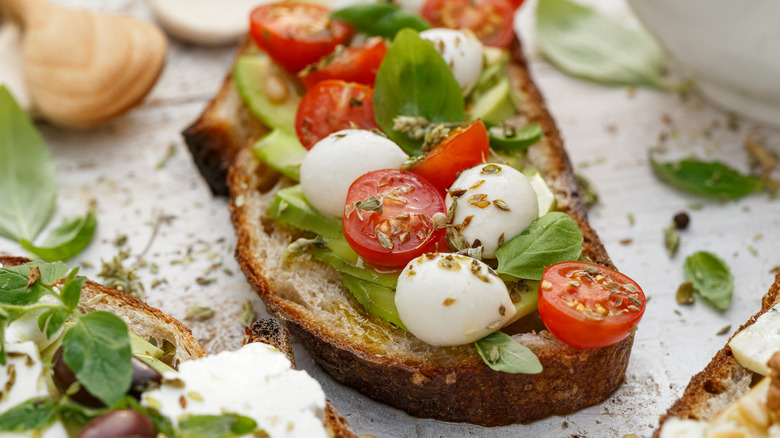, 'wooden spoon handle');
0,0,48,27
